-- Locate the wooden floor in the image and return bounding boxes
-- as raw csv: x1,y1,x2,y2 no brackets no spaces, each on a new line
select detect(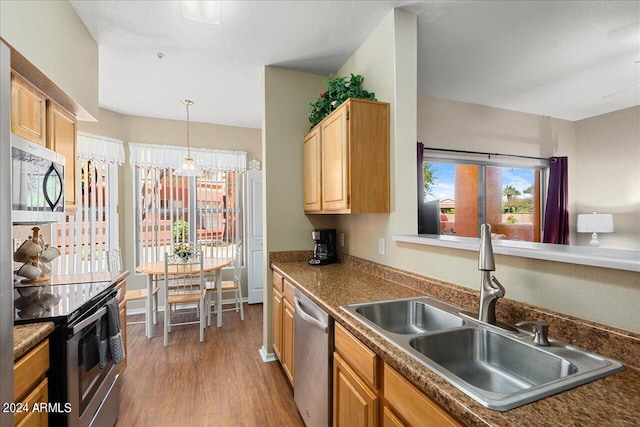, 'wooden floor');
116,304,305,427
